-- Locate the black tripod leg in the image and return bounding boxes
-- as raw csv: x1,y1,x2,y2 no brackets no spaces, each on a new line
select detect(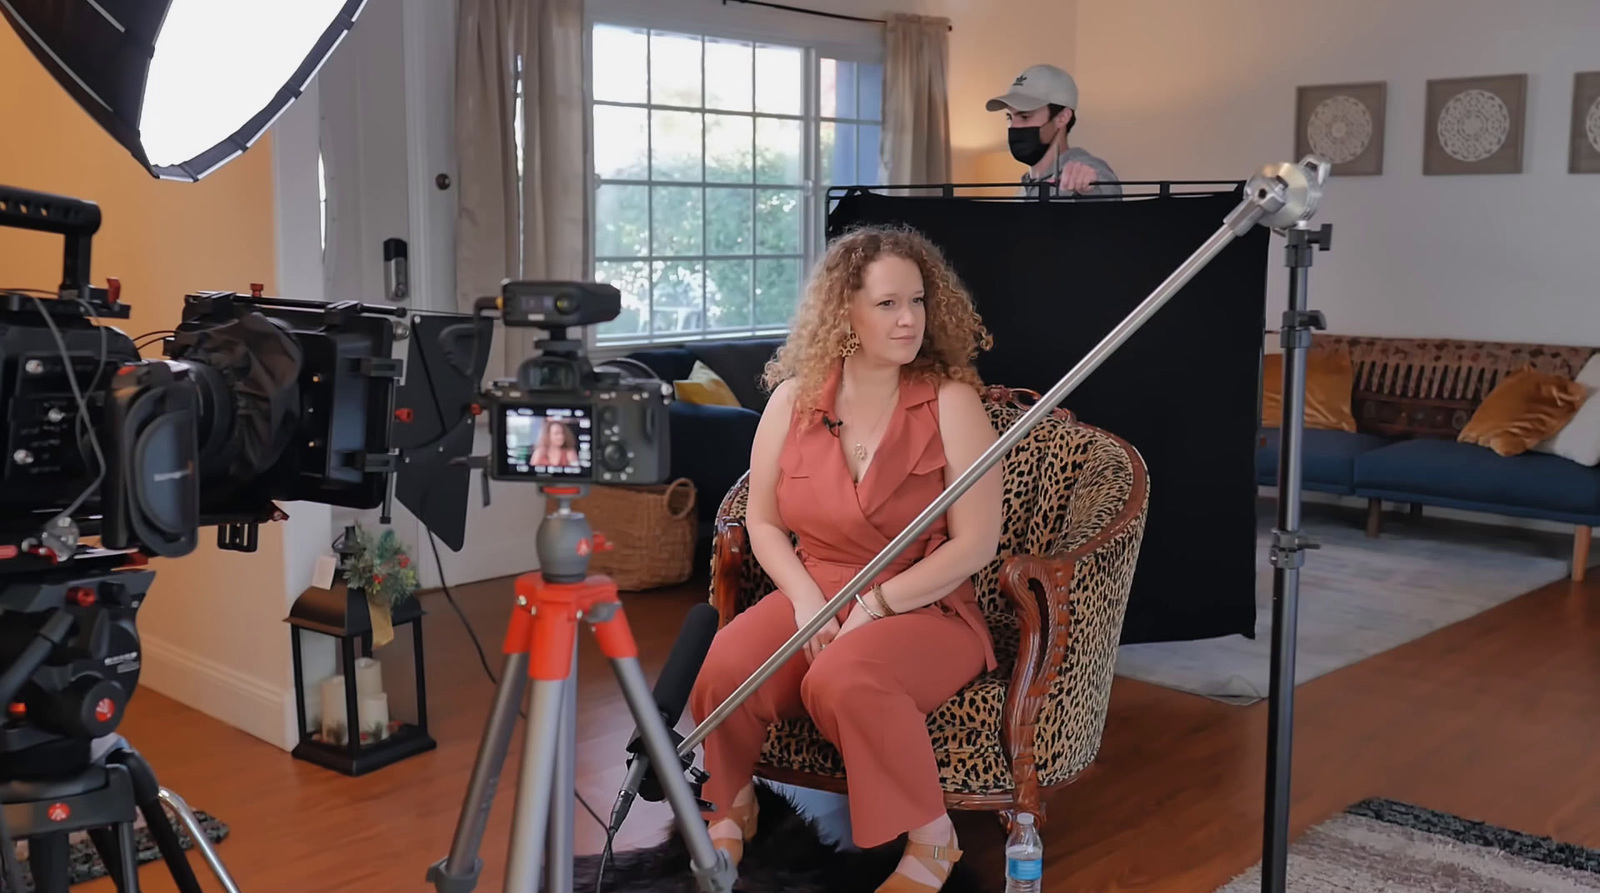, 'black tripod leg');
111,820,140,892
27,833,70,893
87,828,132,892
107,749,205,893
